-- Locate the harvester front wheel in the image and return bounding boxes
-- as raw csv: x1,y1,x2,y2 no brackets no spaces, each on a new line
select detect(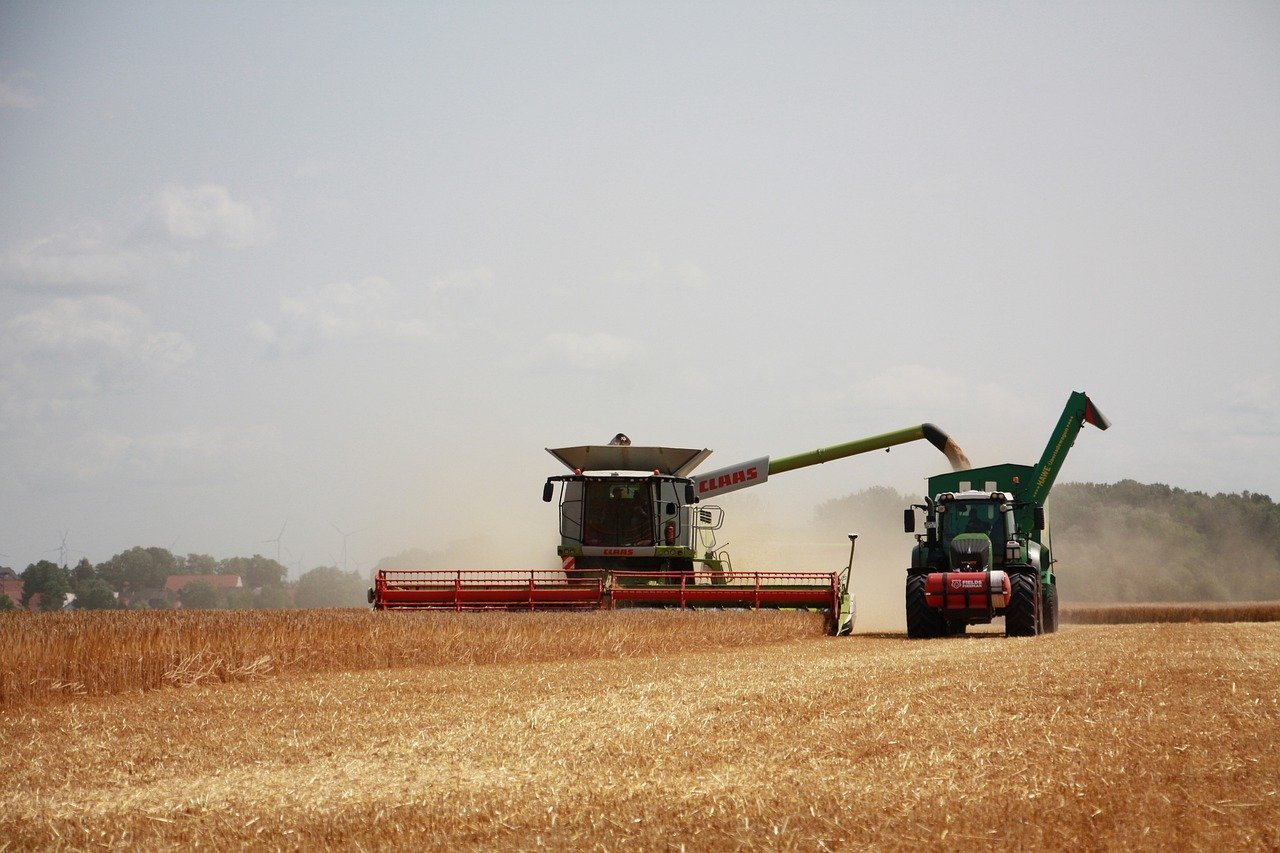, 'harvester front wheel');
1042,582,1060,634
1005,572,1041,637
906,574,944,639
